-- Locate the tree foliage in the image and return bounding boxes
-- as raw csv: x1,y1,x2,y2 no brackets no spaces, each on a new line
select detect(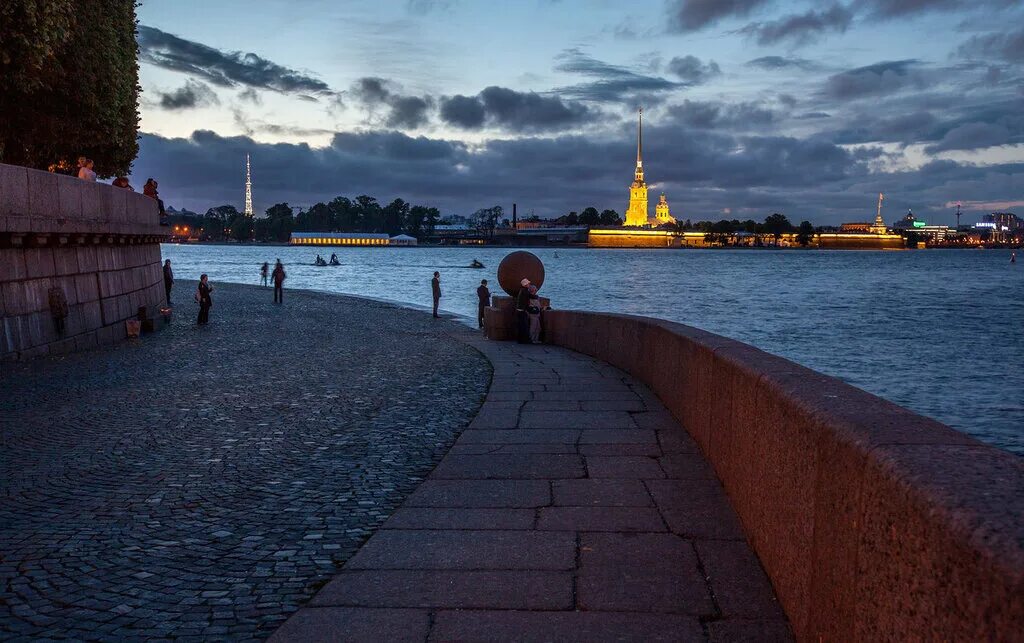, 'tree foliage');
0,1,140,176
